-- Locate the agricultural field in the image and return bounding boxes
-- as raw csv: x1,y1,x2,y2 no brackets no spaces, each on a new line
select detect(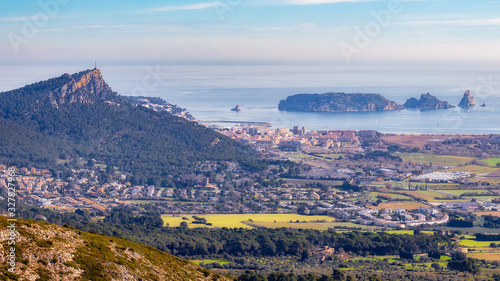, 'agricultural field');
370,192,412,200
368,201,428,210
437,189,491,196
161,214,335,229
397,153,475,166
402,190,447,201
484,158,500,167
471,196,500,202
442,165,499,174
